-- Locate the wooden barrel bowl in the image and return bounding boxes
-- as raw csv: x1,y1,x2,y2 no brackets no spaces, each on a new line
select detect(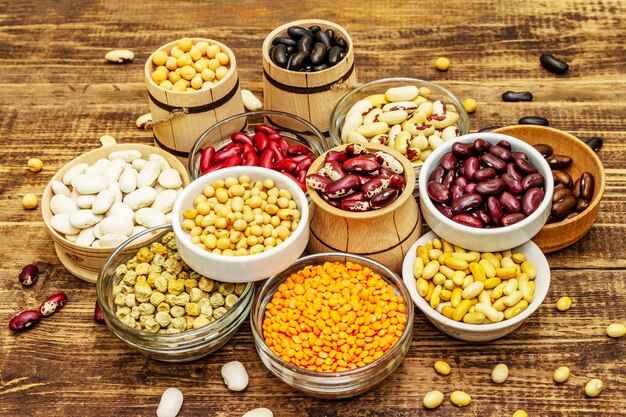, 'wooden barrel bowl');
306,142,421,273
